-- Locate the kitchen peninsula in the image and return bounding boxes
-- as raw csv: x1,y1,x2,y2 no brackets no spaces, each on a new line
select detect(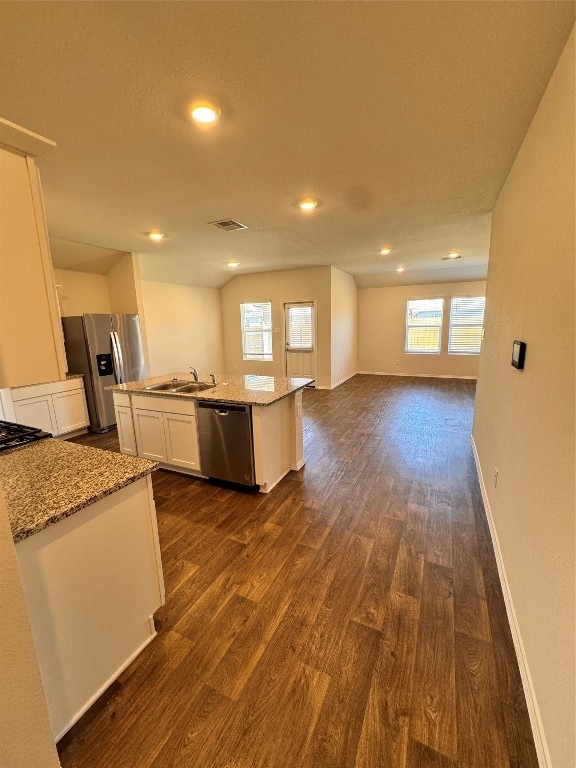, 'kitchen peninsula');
110,373,313,493
1,439,164,740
